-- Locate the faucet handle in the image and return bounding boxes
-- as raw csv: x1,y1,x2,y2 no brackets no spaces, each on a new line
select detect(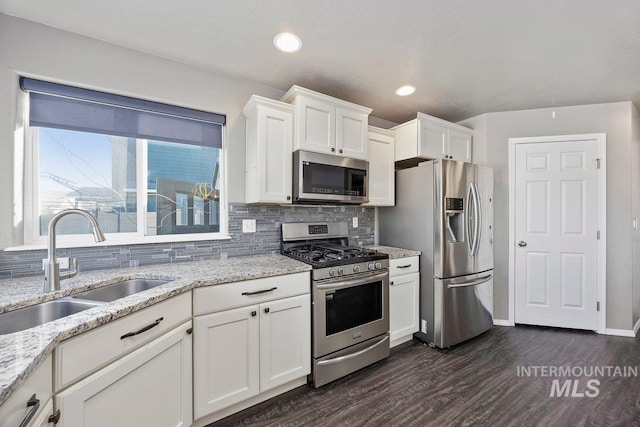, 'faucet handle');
60,258,79,280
